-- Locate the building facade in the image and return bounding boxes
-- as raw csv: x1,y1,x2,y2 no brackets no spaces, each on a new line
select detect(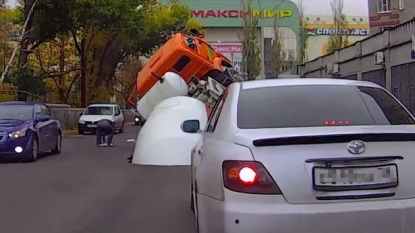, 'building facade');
298,19,415,114
304,15,370,61
368,0,414,34
167,0,300,78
